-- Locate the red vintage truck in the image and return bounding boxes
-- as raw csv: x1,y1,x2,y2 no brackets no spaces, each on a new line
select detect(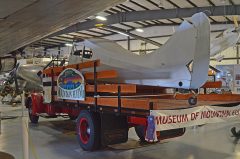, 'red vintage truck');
25,59,240,151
